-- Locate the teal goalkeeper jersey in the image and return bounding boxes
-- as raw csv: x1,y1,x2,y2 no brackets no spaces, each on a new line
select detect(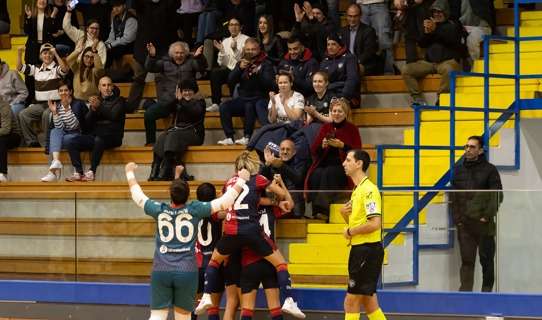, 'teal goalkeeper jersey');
144,199,212,272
